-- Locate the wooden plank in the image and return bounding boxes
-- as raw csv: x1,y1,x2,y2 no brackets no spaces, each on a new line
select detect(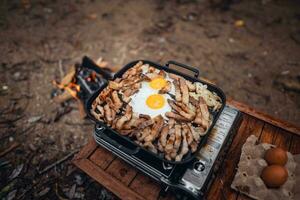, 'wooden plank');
73,158,144,200
289,135,300,154
129,173,161,200
158,192,176,200
227,98,300,136
89,147,116,169
237,123,293,200
207,114,264,200
73,138,97,160
105,158,138,186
